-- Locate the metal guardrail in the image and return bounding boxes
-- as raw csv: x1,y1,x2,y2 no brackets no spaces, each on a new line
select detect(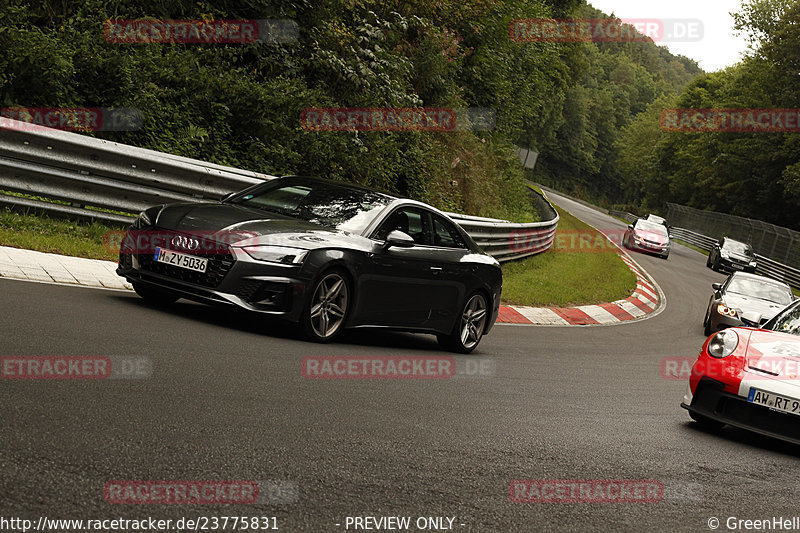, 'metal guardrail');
0,119,270,223
670,227,800,289
667,202,800,267
534,183,800,289
0,118,558,263
607,209,637,224
668,227,716,251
